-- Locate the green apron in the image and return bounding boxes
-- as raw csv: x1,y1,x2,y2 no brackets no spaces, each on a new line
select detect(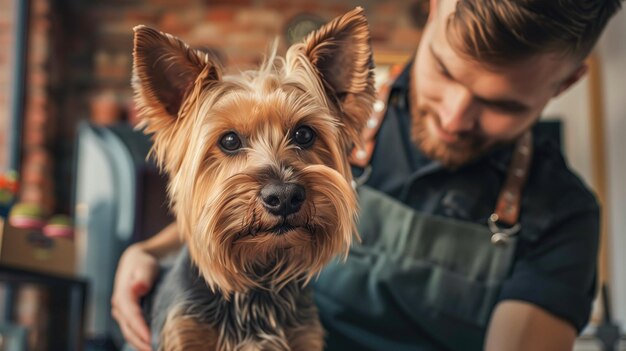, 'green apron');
314,185,518,351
